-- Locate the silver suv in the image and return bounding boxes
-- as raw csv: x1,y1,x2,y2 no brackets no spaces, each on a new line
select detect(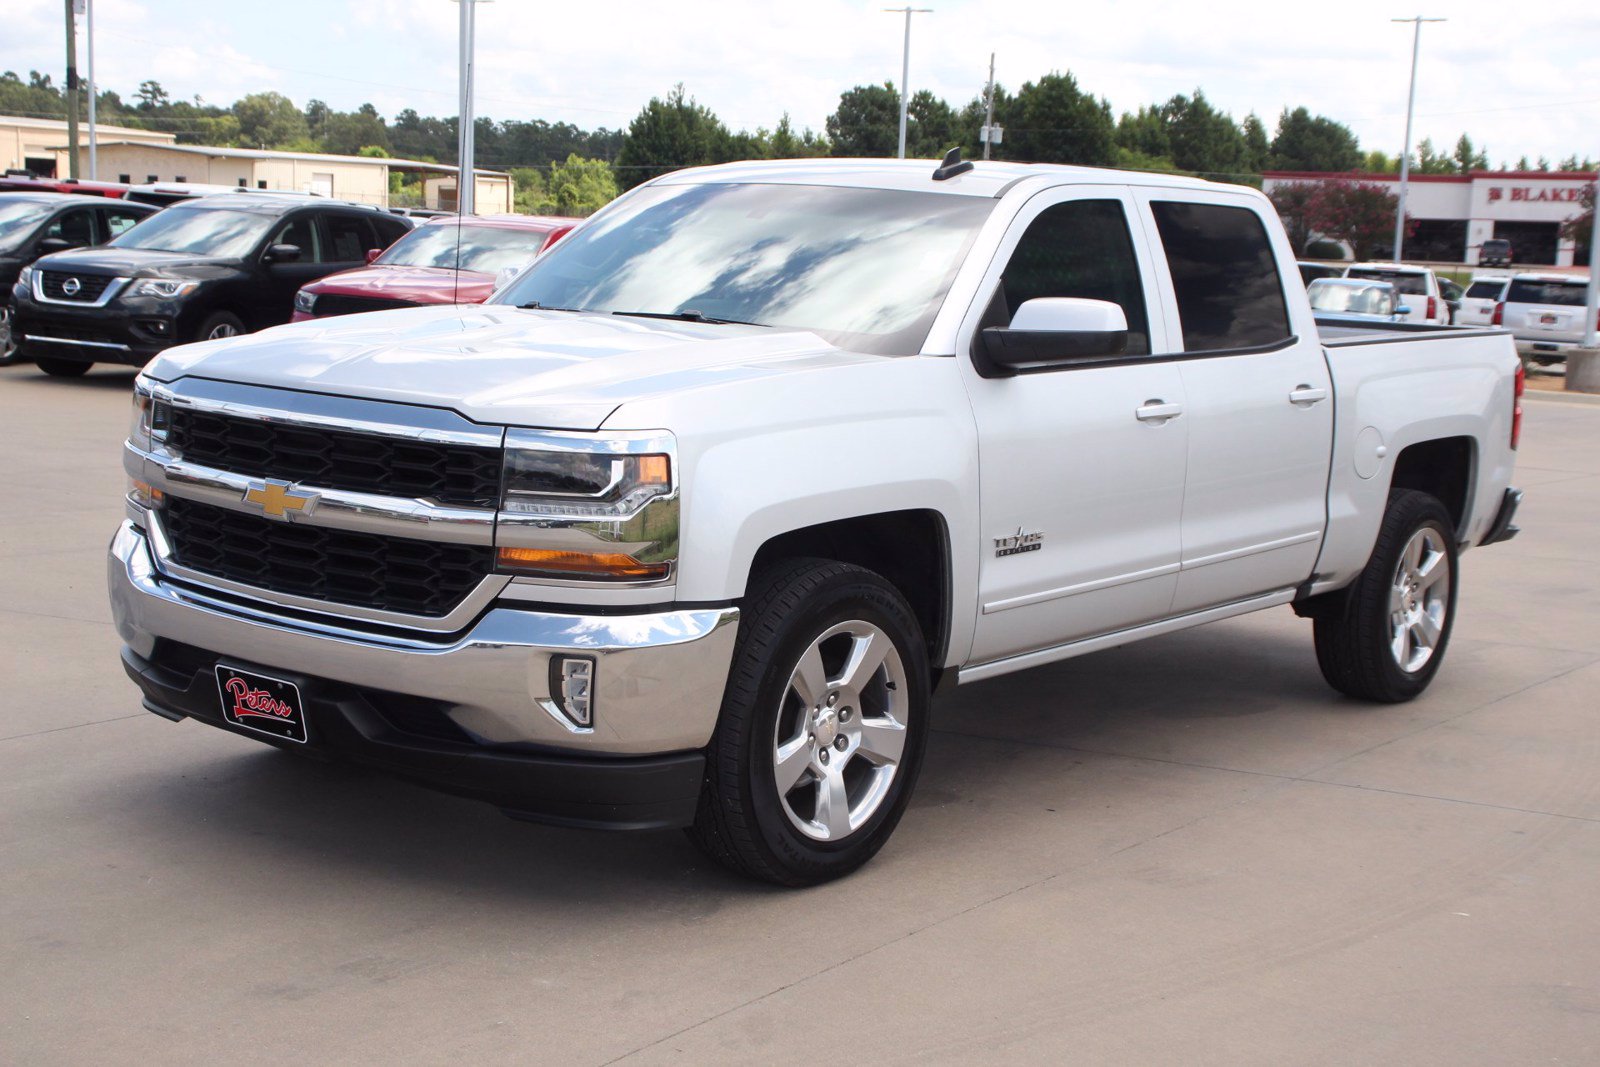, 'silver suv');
1503,273,1594,363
